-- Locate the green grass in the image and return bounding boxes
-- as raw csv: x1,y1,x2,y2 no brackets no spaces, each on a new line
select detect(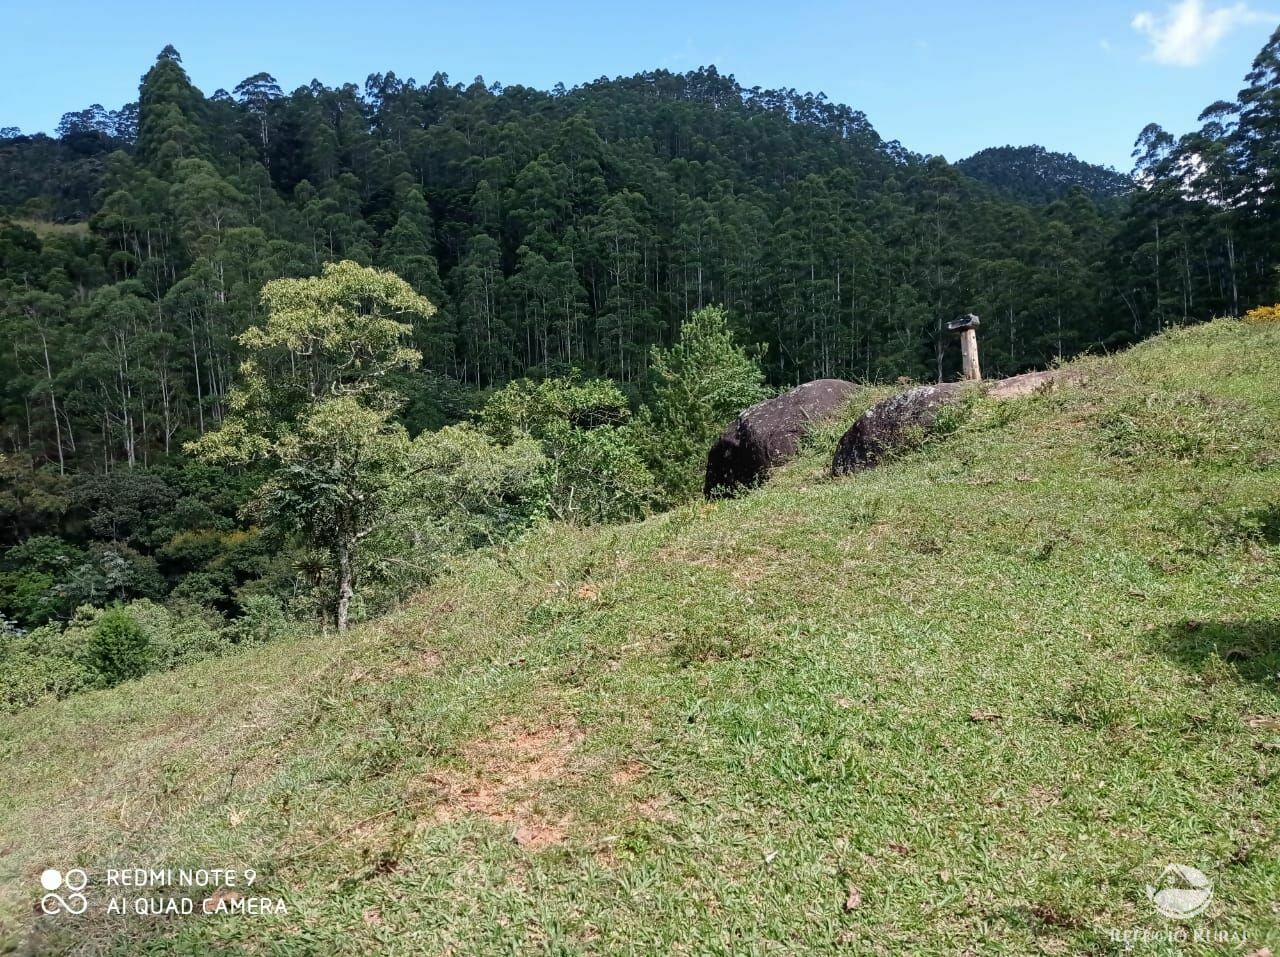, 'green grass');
3,319,1280,955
